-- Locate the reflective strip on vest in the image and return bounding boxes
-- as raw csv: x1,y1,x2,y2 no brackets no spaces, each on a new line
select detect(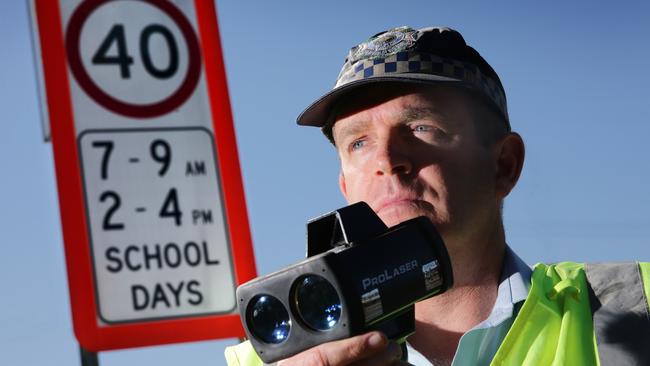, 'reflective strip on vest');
640,263,650,314
585,262,650,365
